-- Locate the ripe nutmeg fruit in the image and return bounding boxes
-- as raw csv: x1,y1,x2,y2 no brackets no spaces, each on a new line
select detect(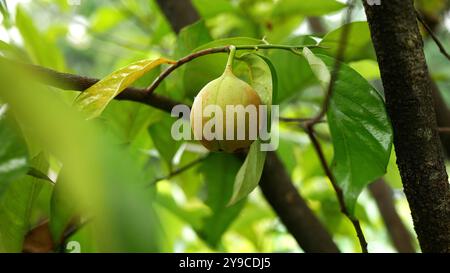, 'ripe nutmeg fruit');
190,46,262,153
